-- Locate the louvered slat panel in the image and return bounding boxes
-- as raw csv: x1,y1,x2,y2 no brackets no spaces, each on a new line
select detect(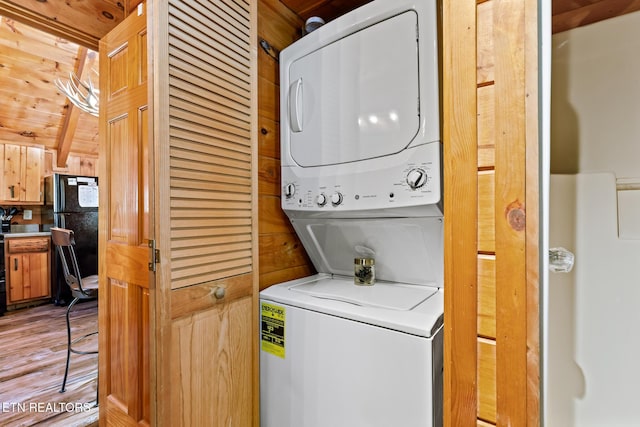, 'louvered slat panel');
169,76,249,113
172,217,252,228
171,226,252,239
169,42,250,94
169,0,253,289
192,0,251,35
169,18,249,73
173,260,251,280
170,2,250,58
170,115,250,149
172,248,253,271
172,139,251,165
173,212,251,222
171,179,251,196
171,233,252,249
170,65,249,107
170,102,250,139
171,145,251,168
171,188,251,202
169,26,249,78
171,86,250,127
170,199,251,210
212,0,251,28
171,160,250,178
171,167,250,187
169,15,249,75
173,241,252,258
171,128,251,155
